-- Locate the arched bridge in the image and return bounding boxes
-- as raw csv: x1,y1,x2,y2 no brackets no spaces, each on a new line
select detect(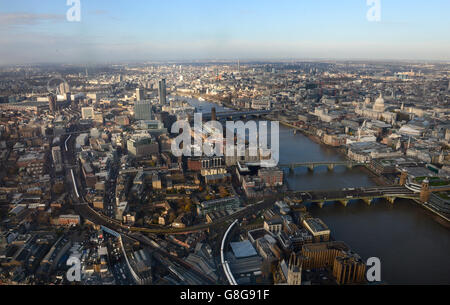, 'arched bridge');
293,185,419,208
279,161,365,172
202,109,271,121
